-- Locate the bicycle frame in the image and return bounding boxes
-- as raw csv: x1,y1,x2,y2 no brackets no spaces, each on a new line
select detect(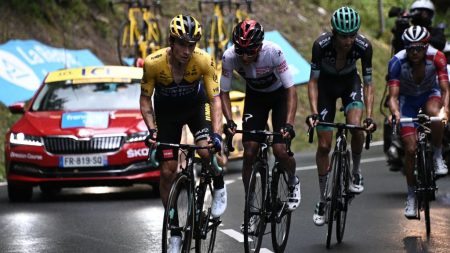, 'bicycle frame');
394,114,443,236
151,142,222,252
308,121,372,248
115,0,162,65
226,129,292,253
